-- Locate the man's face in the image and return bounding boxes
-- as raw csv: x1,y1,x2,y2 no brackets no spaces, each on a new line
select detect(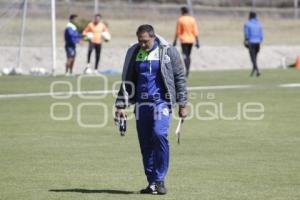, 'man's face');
94,16,100,24
137,32,155,51
71,17,78,24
